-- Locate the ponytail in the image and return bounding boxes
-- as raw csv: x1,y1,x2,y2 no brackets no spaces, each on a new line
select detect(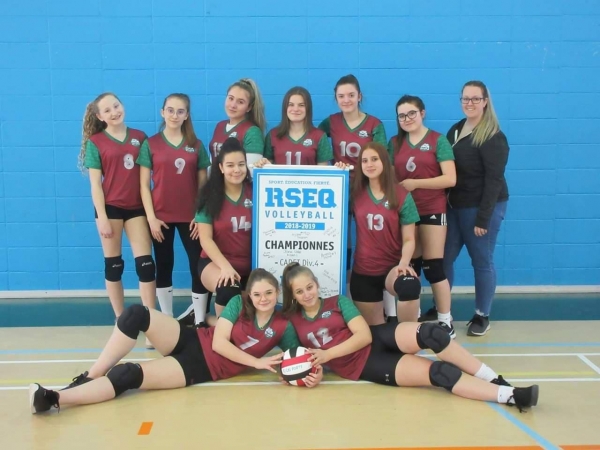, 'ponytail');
78,93,118,173
228,78,266,133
